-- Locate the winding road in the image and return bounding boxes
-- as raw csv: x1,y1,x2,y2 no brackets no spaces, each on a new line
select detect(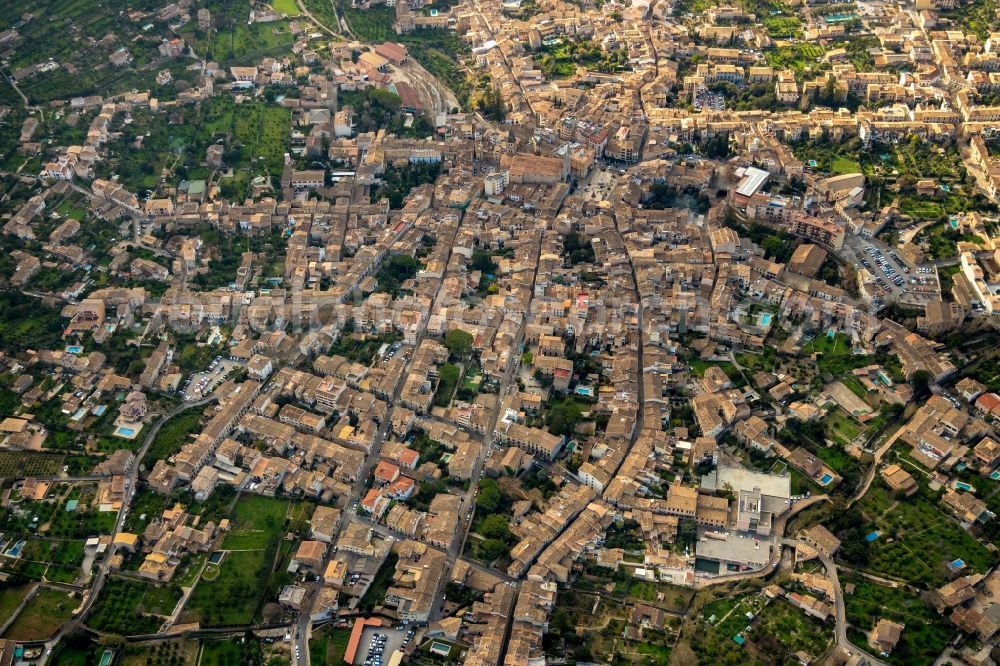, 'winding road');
36,393,219,665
